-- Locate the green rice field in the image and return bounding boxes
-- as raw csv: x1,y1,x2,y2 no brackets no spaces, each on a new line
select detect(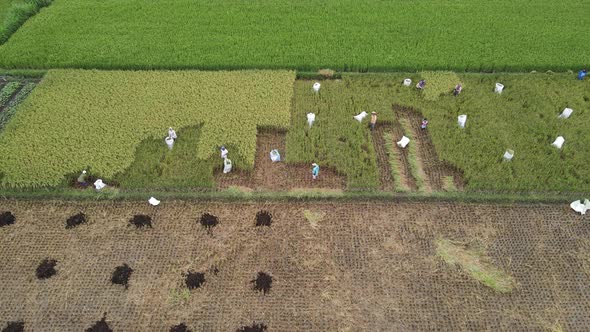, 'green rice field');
0,0,588,71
